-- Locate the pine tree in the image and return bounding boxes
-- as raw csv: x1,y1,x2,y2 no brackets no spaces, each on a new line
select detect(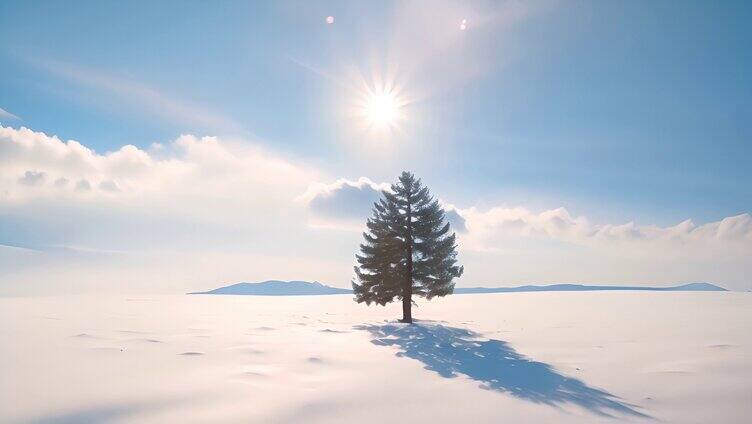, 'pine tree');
353,171,463,323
